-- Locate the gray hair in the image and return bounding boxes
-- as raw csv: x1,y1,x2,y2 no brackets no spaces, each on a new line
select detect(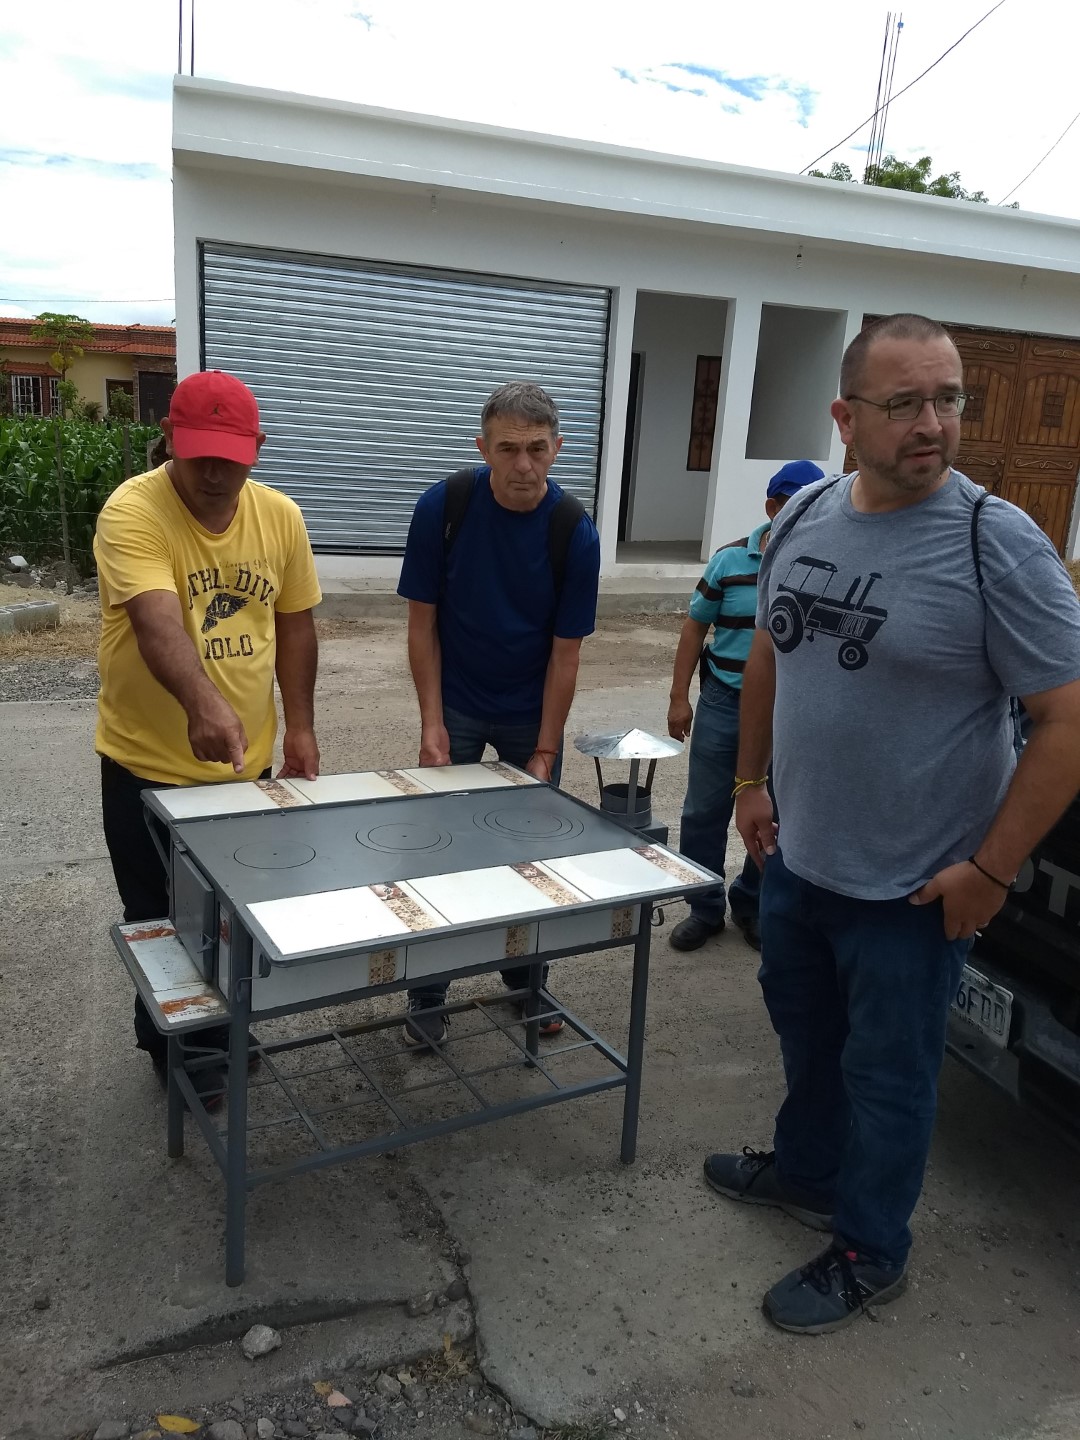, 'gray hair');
480,381,560,437
839,313,957,397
